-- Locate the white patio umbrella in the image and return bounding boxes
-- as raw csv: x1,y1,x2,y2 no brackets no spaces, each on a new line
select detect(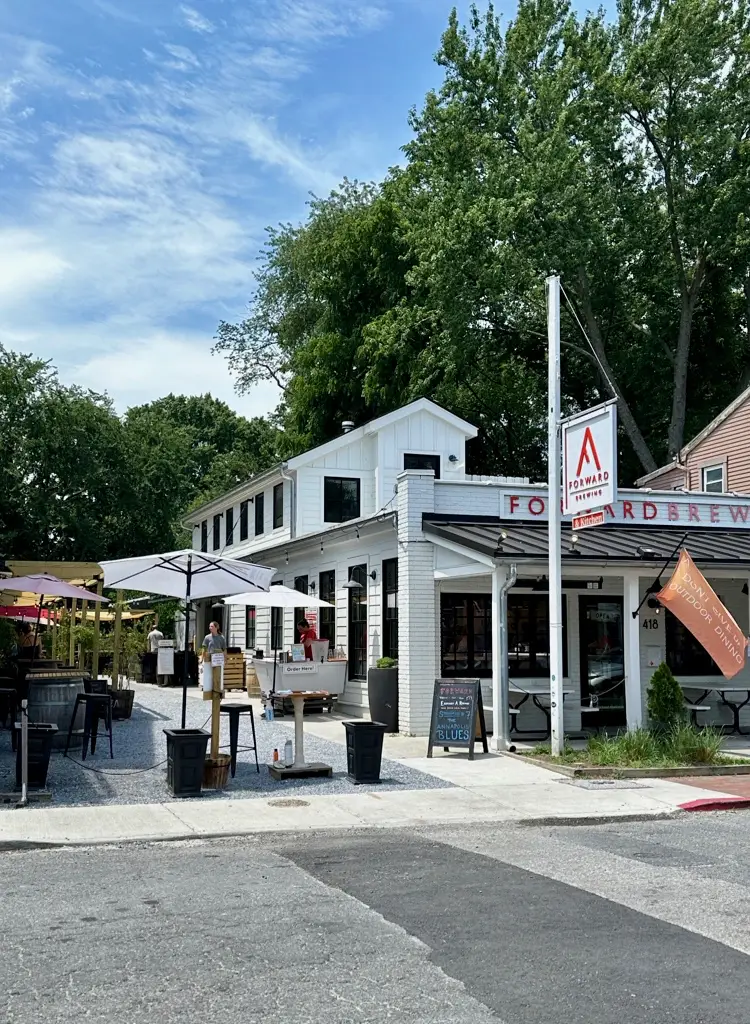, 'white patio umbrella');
223,585,333,608
100,550,275,726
